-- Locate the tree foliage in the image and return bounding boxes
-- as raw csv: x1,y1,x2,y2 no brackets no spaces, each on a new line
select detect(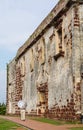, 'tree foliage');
0,103,6,115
